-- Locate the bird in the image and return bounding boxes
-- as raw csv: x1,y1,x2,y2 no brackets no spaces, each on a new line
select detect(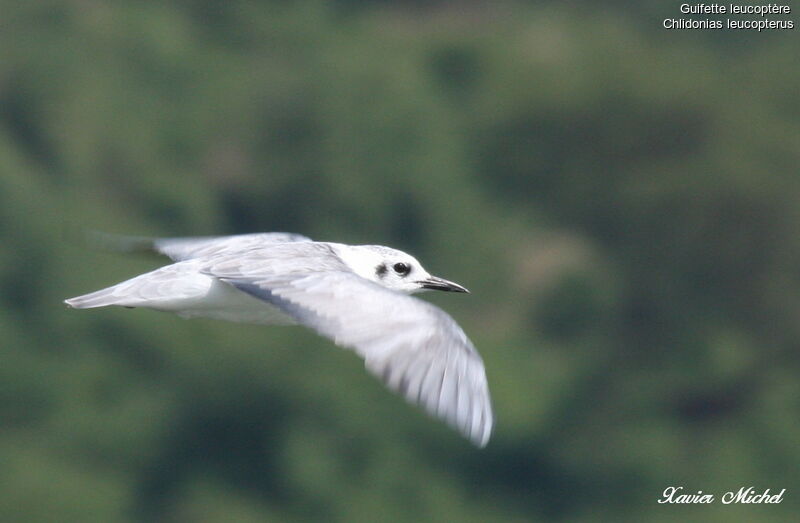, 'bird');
65,232,493,447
